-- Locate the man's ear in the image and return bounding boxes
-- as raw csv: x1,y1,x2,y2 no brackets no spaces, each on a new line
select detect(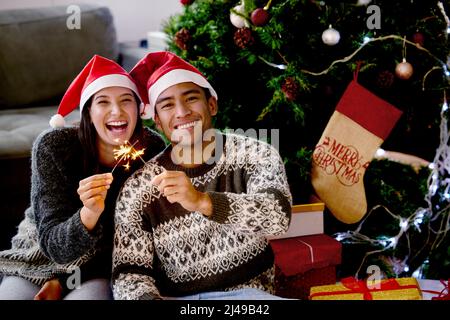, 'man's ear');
154,113,162,131
208,96,218,116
